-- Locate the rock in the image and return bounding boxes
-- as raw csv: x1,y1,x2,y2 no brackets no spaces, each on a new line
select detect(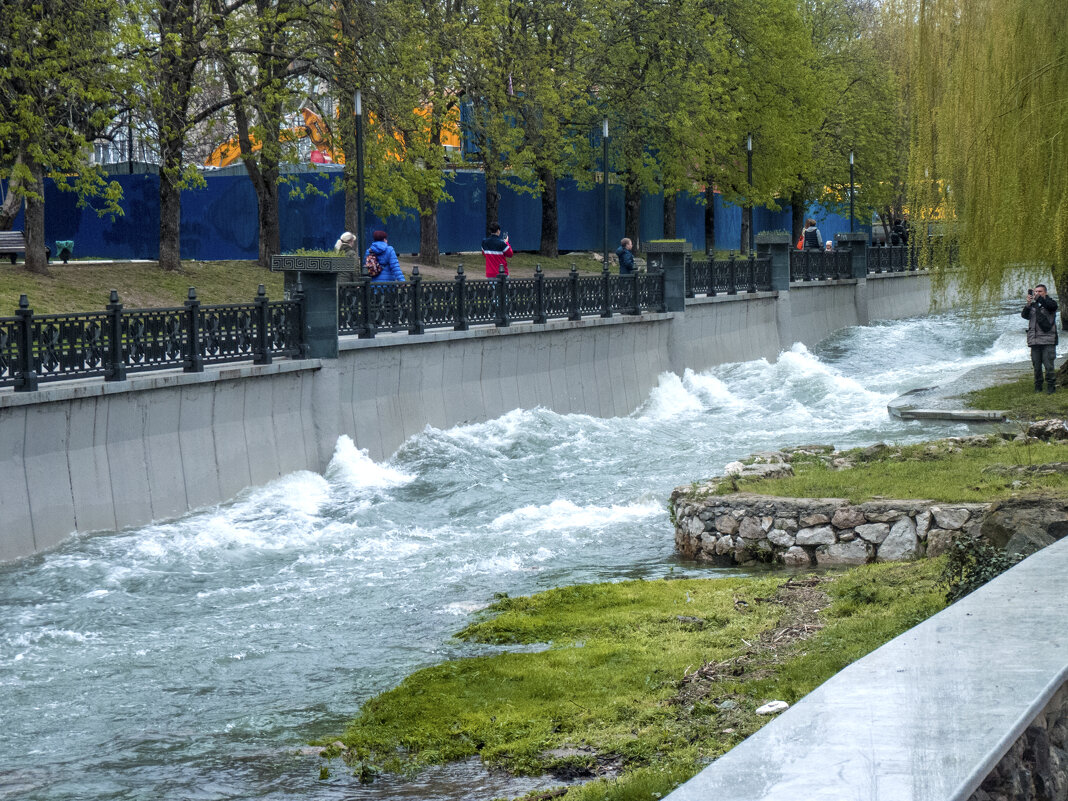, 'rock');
676,615,706,628
865,508,906,523
855,523,891,544
760,515,774,532
815,540,871,565
831,507,867,529
781,546,810,567
838,528,856,542
831,458,855,469
724,461,746,475
715,535,734,556
1003,529,1058,560
738,516,765,540
925,528,956,558
878,517,919,561
932,506,970,530
774,517,799,533
717,699,738,710
724,461,794,480
1026,419,1068,440
686,517,705,537
755,700,790,715
915,510,932,541
862,442,889,459
800,513,830,527
768,528,795,548
981,499,1068,552
796,525,835,546
715,515,740,535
